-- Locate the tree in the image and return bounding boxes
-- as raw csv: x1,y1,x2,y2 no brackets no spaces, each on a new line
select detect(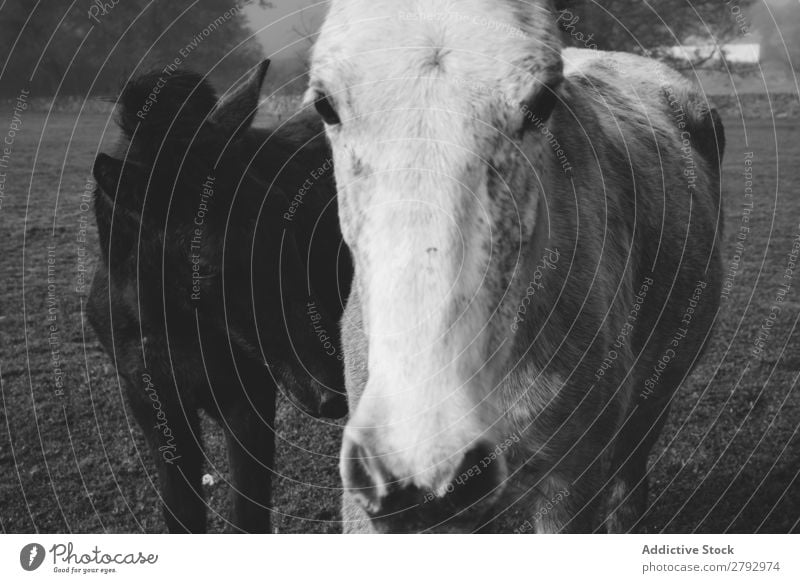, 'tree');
554,0,757,67
0,1,273,97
